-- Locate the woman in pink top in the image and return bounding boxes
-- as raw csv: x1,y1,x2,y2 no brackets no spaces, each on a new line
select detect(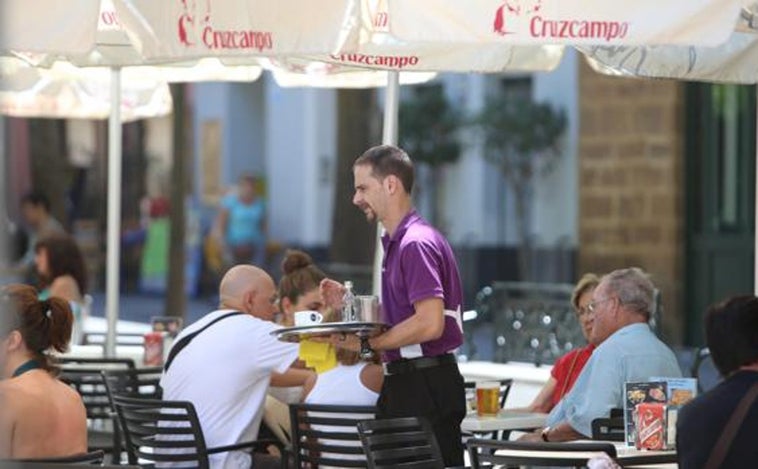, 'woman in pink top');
527,273,600,412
